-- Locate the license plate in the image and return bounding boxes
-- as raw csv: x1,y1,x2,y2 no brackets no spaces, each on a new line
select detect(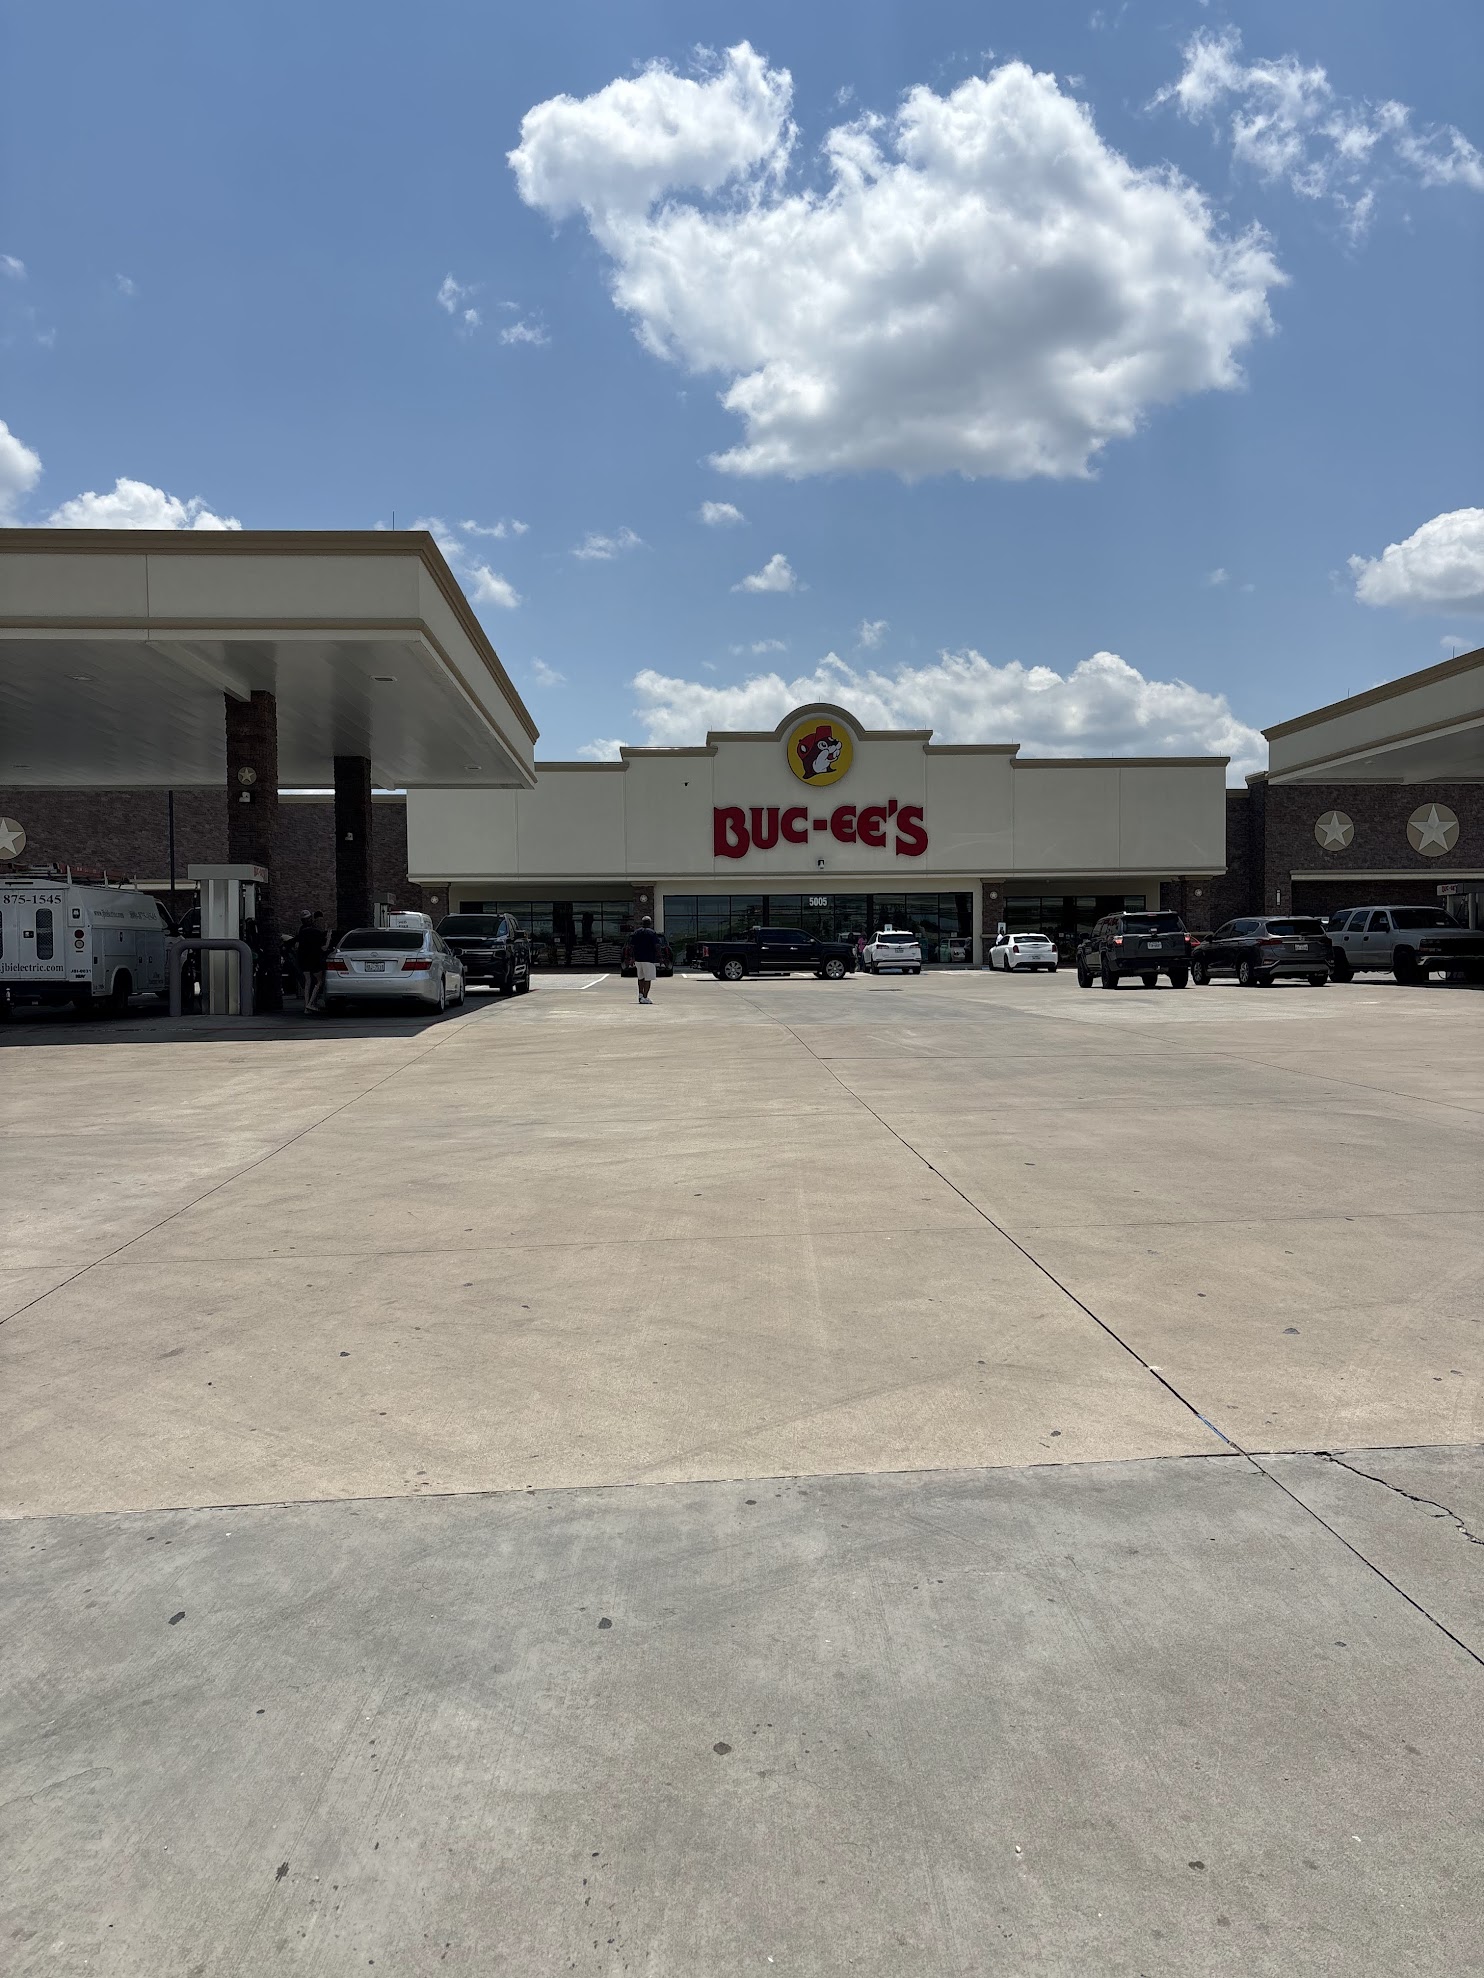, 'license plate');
363,961,385,972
